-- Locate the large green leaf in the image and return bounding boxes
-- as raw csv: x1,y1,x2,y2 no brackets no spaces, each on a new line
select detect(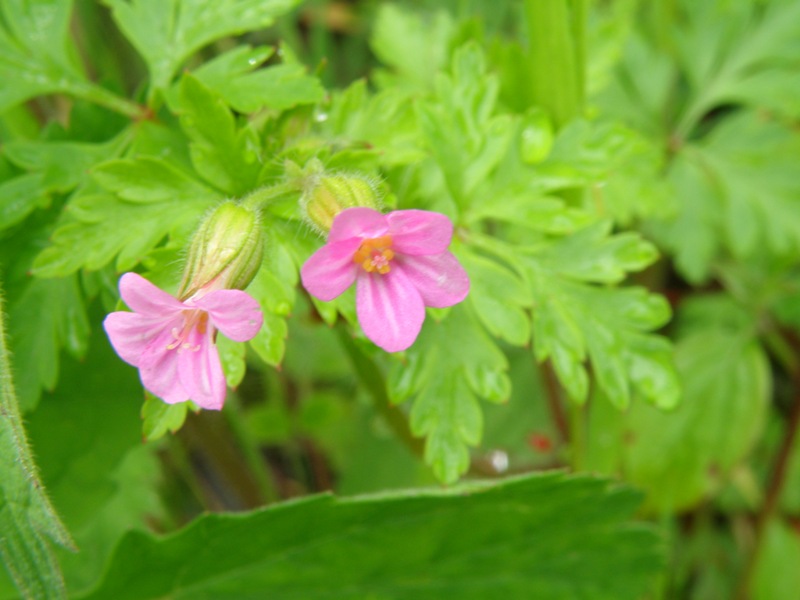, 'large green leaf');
0,134,131,232
0,0,85,111
81,472,662,600
23,332,162,595
675,0,800,128
653,112,800,282
588,295,770,512
104,0,298,93
32,158,222,277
